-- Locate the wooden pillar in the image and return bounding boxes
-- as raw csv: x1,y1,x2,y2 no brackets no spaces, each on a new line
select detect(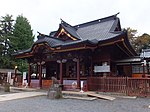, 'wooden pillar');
90,59,93,77
60,61,63,85
130,63,132,77
56,63,58,79
77,58,80,89
37,62,42,88
28,64,31,86
143,64,145,77
147,62,149,76
39,63,42,88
